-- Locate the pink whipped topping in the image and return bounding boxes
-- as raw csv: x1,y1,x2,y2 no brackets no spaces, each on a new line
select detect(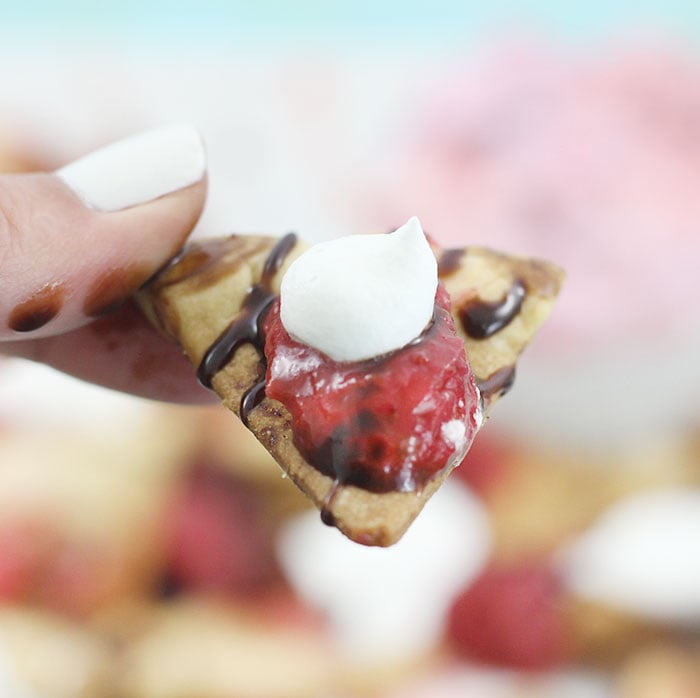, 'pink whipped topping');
378,38,700,349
